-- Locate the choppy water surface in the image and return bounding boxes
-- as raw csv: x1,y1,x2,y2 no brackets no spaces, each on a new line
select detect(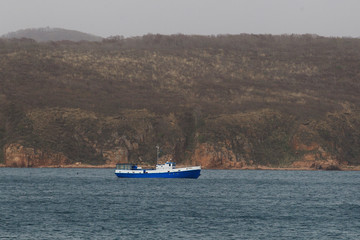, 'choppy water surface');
1,168,359,239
